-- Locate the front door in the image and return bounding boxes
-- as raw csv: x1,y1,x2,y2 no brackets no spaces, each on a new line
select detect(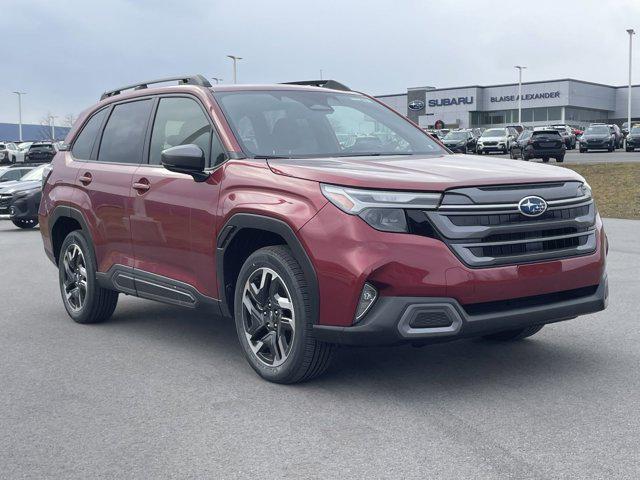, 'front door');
130,95,225,300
